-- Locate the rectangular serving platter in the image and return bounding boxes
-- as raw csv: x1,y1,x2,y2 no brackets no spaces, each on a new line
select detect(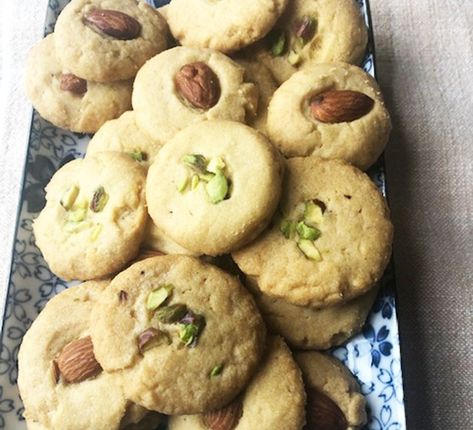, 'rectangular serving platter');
0,0,407,429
